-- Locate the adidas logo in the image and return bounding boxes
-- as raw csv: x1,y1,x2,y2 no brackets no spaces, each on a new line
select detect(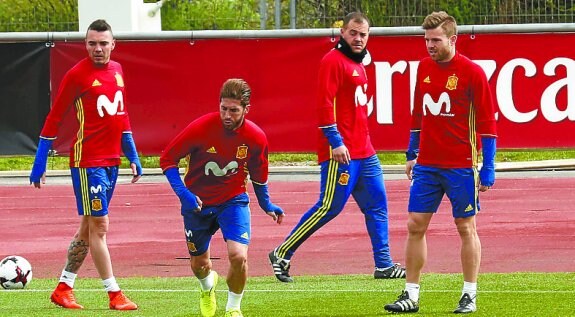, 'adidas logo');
92,79,102,86
352,69,359,77
241,232,249,239
423,76,431,83
465,204,473,212
206,146,216,154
